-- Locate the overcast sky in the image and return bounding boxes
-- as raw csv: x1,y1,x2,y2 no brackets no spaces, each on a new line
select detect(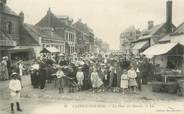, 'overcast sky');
7,0,184,50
